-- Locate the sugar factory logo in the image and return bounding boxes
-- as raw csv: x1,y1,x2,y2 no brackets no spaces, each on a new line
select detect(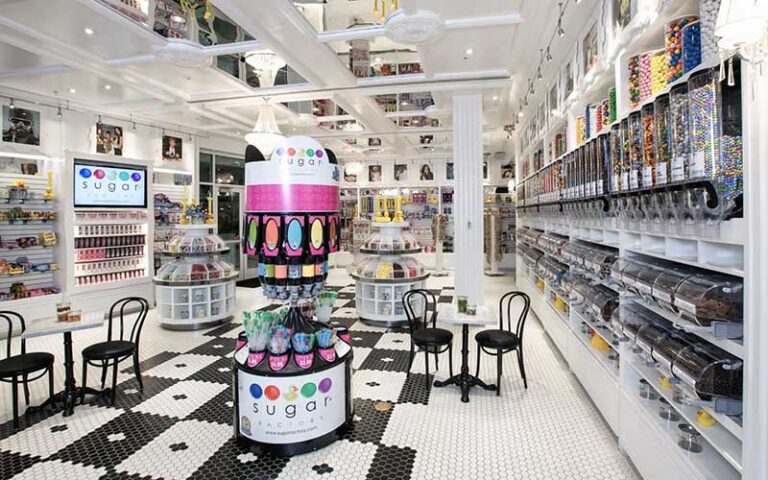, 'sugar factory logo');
246,378,333,420
78,167,142,192
274,146,324,167
250,378,332,402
